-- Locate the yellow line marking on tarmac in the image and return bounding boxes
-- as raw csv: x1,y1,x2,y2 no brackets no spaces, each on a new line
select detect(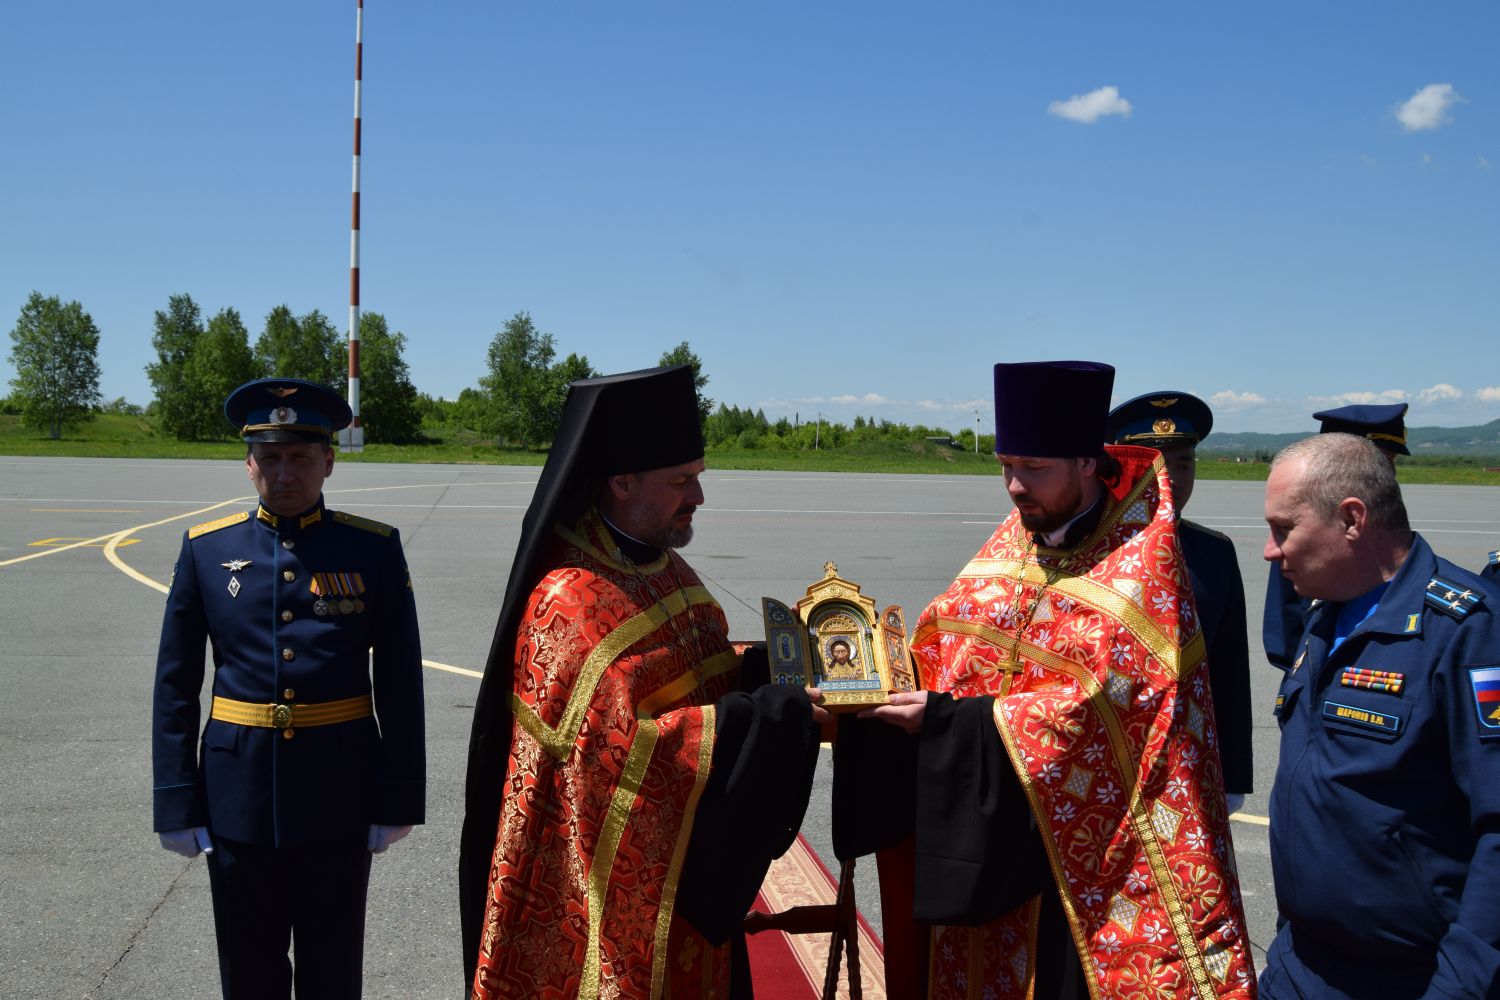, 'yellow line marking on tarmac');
424,660,485,679
78,483,1279,828
0,497,244,568
30,536,141,548
30,508,143,512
